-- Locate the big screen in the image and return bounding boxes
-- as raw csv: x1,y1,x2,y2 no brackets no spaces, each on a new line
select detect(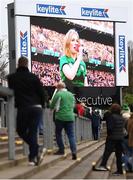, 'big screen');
31,16,115,87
